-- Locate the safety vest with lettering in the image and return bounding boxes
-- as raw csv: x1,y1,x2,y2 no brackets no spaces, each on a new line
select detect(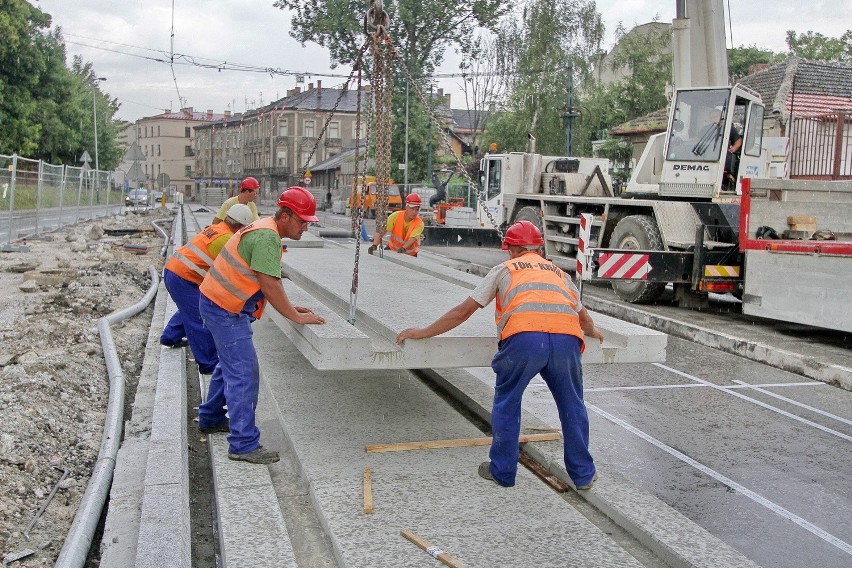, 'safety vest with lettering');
494,253,585,349
200,217,278,317
388,212,423,256
165,224,234,285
